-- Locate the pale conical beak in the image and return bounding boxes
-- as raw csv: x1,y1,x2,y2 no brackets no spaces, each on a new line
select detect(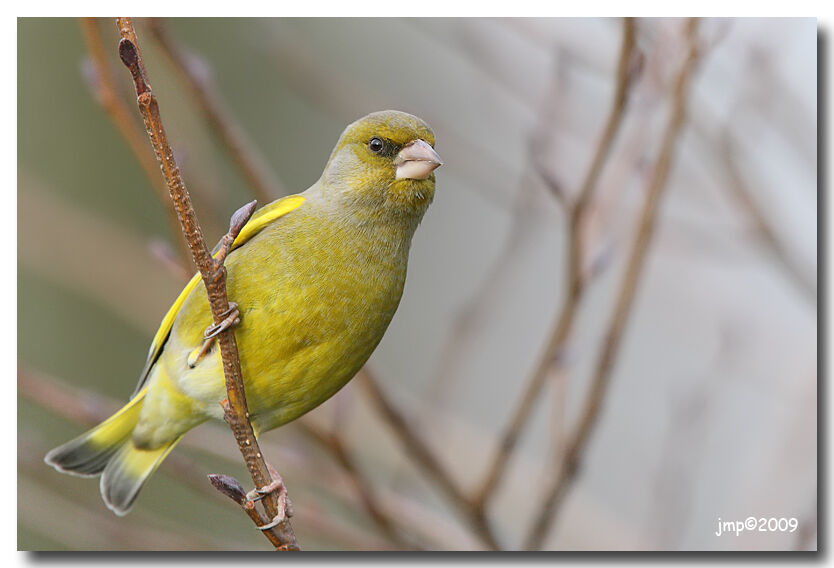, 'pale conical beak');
395,139,443,180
